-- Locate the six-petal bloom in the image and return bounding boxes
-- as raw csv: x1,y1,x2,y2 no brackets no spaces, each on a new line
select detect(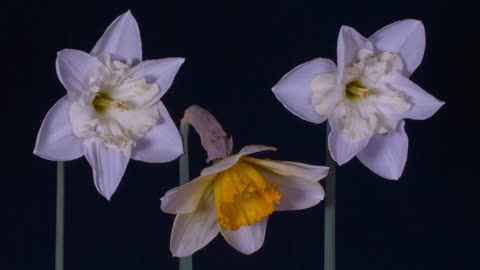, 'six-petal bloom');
161,145,329,256
34,11,184,199
272,19,444,180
